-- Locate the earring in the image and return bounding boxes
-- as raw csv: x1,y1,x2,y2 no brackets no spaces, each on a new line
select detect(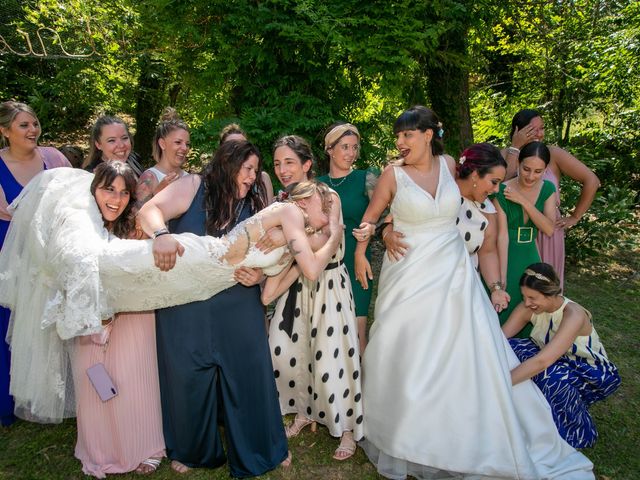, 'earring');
473,183,477,188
